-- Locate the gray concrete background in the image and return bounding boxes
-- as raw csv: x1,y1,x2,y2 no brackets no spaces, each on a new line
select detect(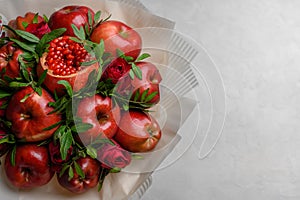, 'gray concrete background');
140,0,300,199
